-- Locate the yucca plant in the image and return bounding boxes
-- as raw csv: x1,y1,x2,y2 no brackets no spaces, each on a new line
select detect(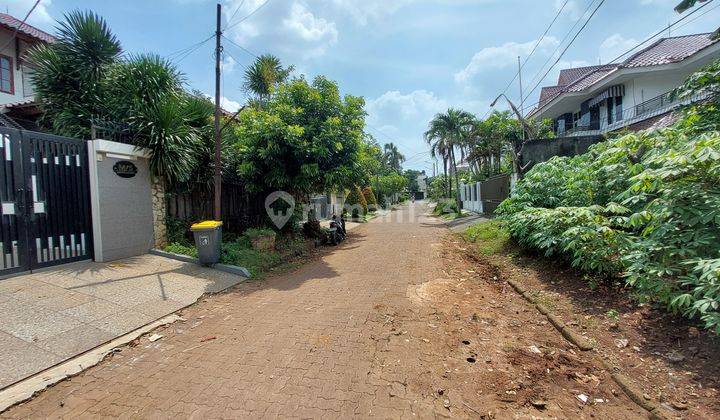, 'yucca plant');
28,10,122,138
